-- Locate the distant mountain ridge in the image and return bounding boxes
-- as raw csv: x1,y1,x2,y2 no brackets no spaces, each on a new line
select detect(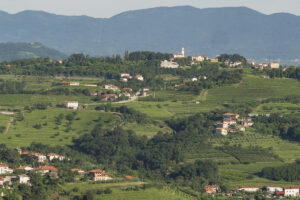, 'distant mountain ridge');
0,6,300,62
0,42,66,61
